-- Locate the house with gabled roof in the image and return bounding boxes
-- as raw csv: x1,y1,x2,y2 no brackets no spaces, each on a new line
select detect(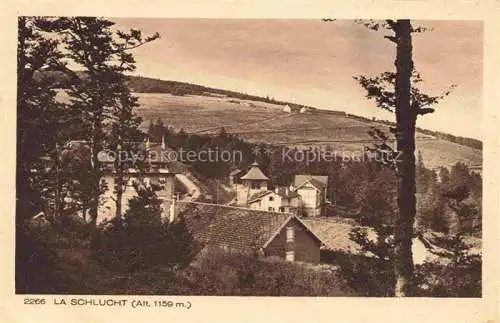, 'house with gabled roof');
293,175,328,217
247,186,301,213
193,207,325,263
